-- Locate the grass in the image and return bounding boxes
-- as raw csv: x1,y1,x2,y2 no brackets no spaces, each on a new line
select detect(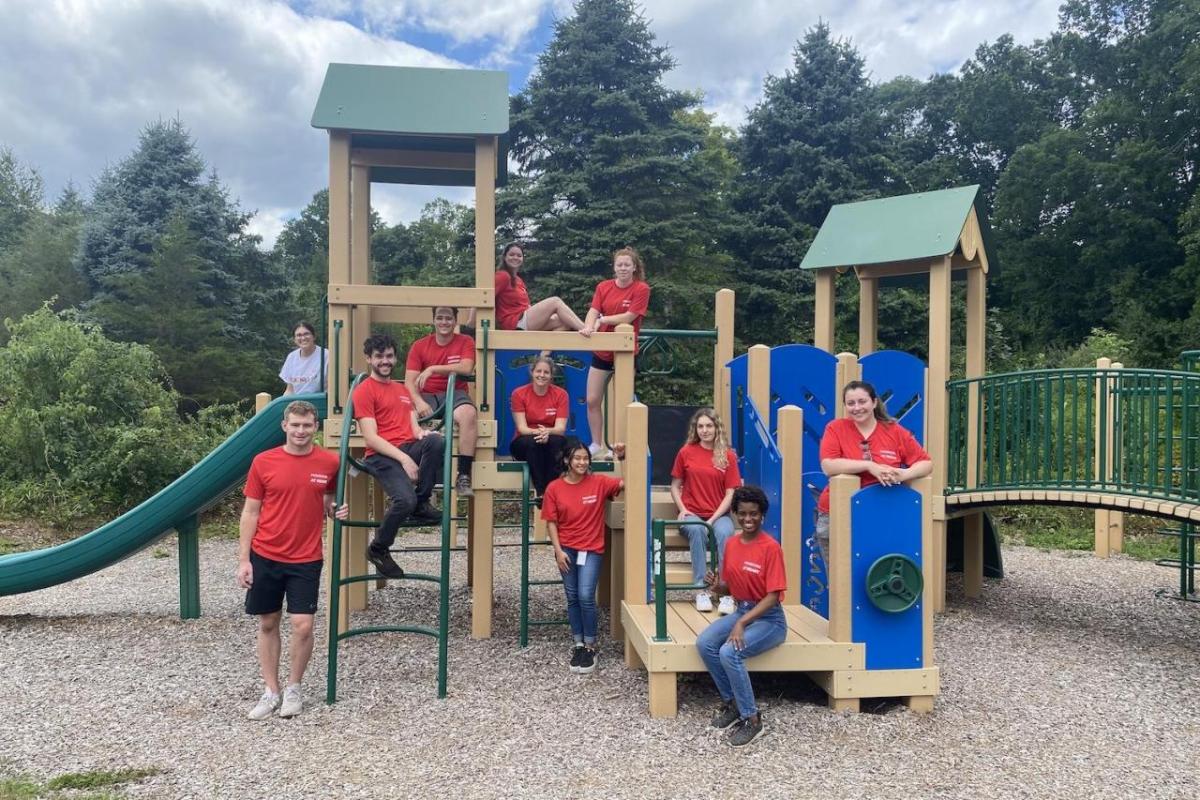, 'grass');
0,767,161,800
0,538,22,556
993,504,1187,562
